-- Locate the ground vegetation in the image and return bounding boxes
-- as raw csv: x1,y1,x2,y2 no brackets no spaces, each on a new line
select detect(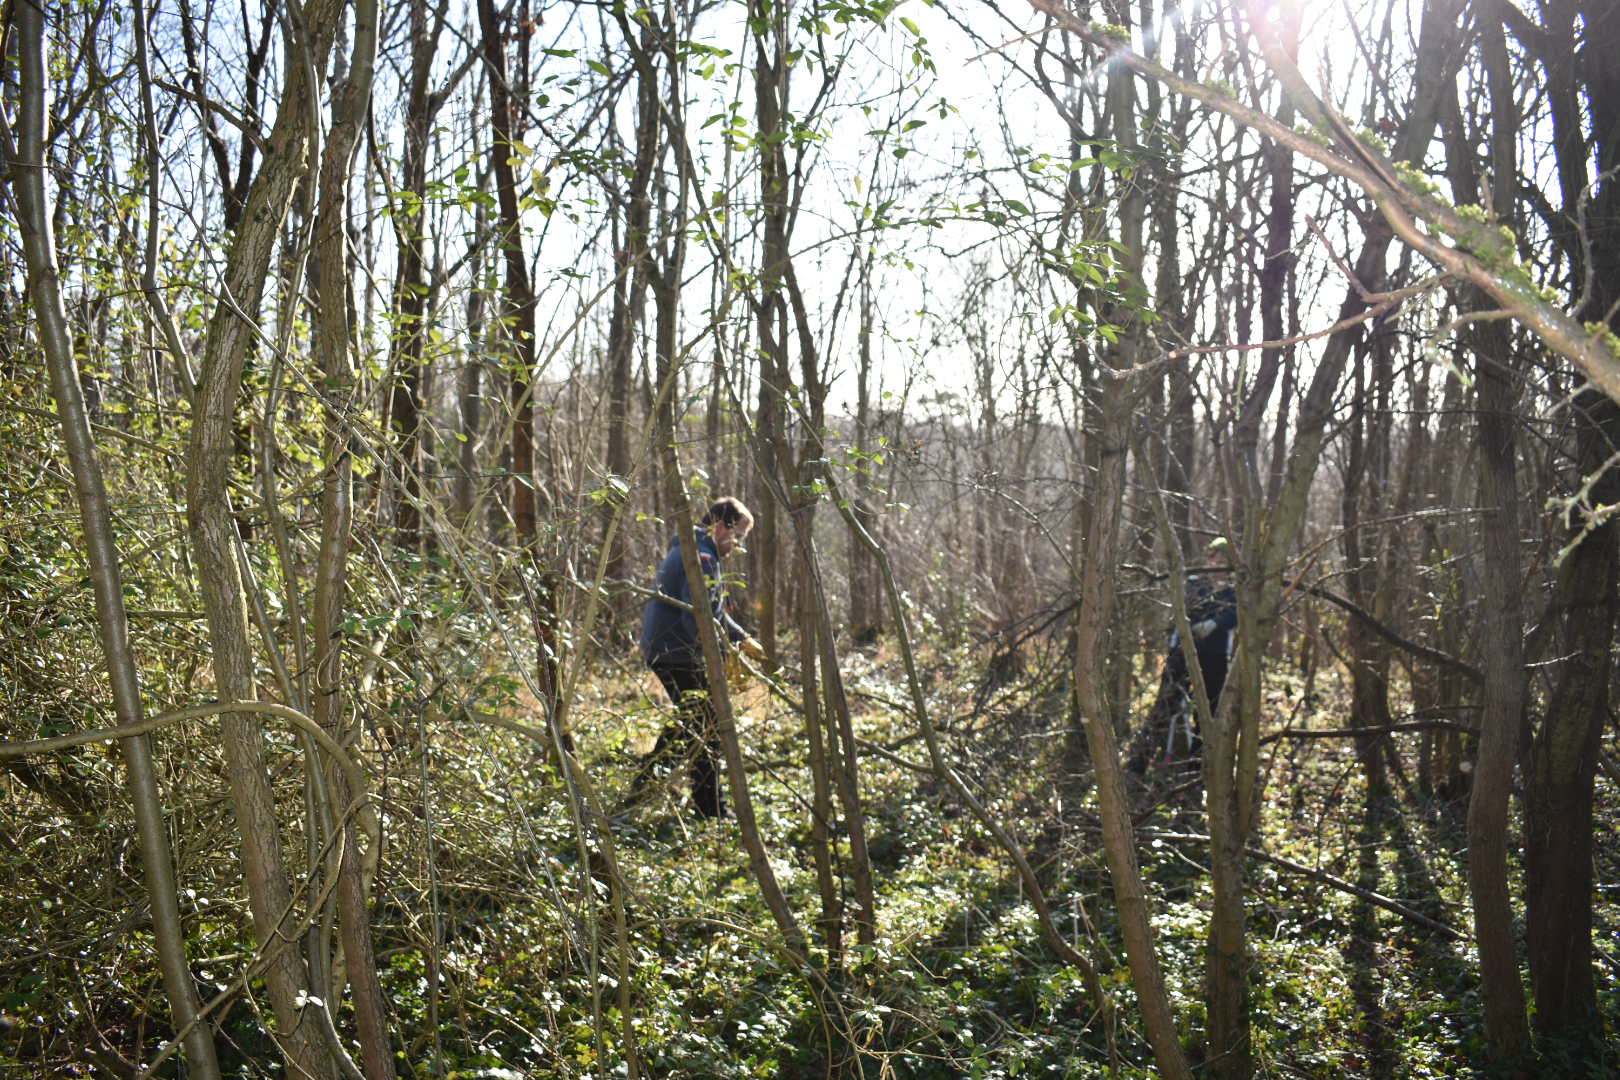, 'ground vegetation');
2,0,1618,1075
